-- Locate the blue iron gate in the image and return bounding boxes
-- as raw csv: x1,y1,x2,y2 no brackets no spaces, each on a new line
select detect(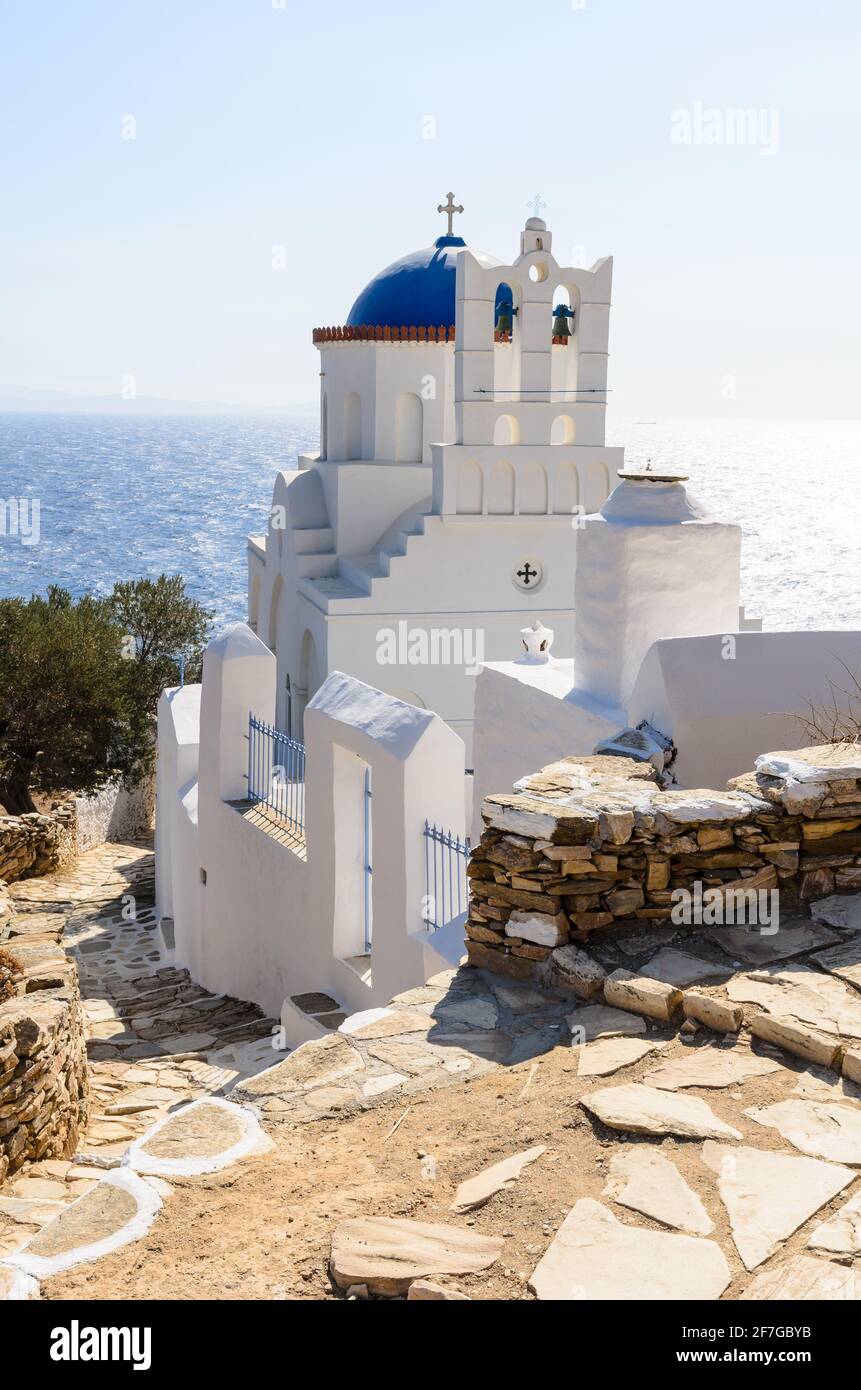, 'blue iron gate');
247,713,306,833
423,822,471,930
